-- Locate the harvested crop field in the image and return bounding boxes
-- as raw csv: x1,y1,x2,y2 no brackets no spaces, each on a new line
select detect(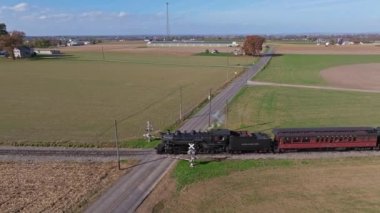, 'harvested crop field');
273,43,380,55
0,161,127,212
321,63,380,90
161,157,380,212
59,41,240,56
